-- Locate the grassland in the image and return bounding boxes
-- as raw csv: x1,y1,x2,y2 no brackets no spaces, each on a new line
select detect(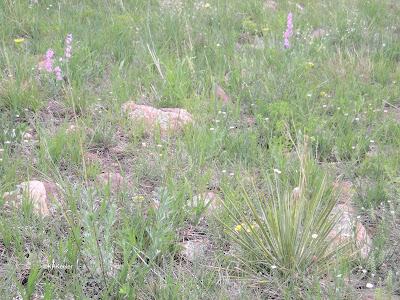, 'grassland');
0,0,399,298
